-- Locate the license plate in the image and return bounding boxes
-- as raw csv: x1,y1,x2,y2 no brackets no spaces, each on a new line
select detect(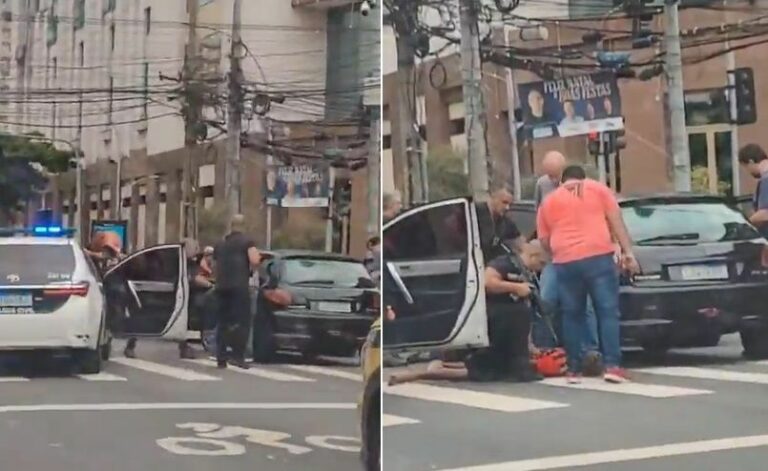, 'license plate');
680,264,729,281
316,301,352,313
0,293,32,307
